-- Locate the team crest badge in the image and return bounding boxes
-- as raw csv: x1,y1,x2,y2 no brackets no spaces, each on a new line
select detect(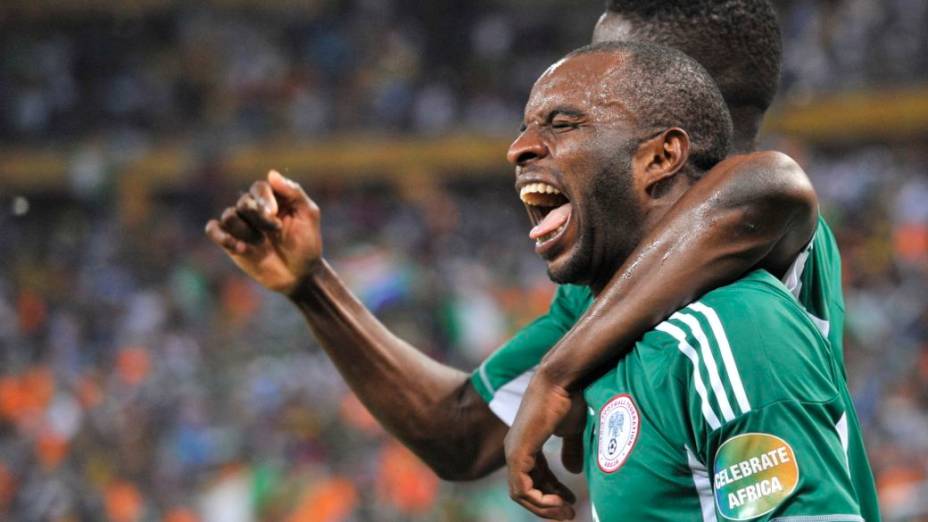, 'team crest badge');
597,394,640,473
